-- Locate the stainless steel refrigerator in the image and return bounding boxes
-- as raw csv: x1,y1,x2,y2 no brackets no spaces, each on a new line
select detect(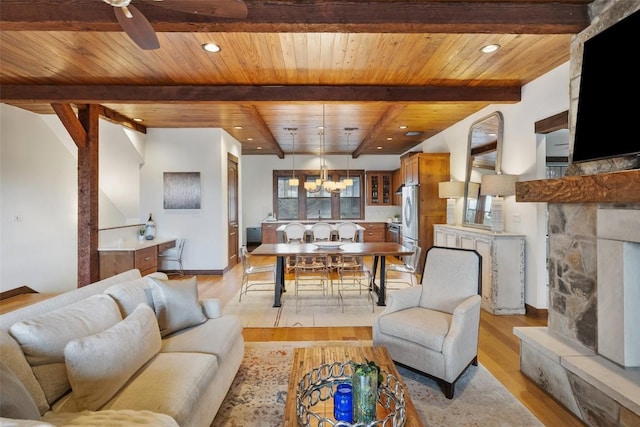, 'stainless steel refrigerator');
401,185,419,249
